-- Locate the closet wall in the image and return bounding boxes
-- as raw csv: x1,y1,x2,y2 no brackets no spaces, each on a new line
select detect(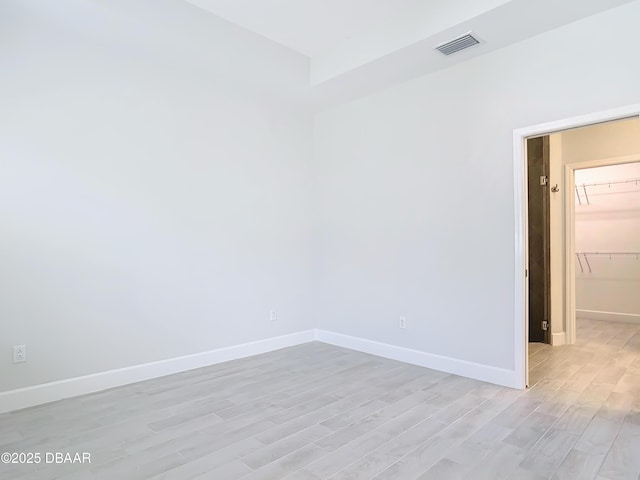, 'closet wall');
575,162,640,322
